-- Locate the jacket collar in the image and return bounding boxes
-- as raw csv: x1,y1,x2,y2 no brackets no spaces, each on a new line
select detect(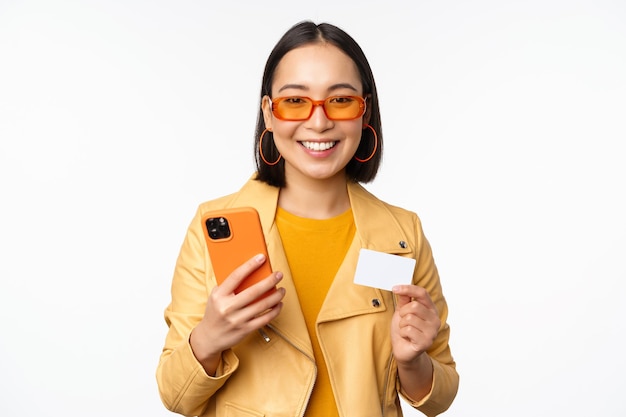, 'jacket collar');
226,175,412,255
